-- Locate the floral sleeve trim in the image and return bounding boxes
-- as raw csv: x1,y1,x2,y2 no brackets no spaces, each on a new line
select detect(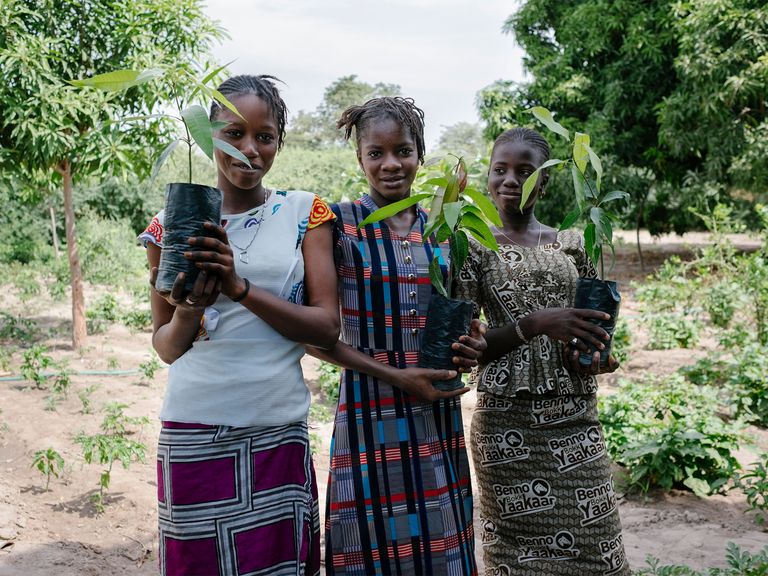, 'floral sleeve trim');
138,214,164,248
307,195,335,230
